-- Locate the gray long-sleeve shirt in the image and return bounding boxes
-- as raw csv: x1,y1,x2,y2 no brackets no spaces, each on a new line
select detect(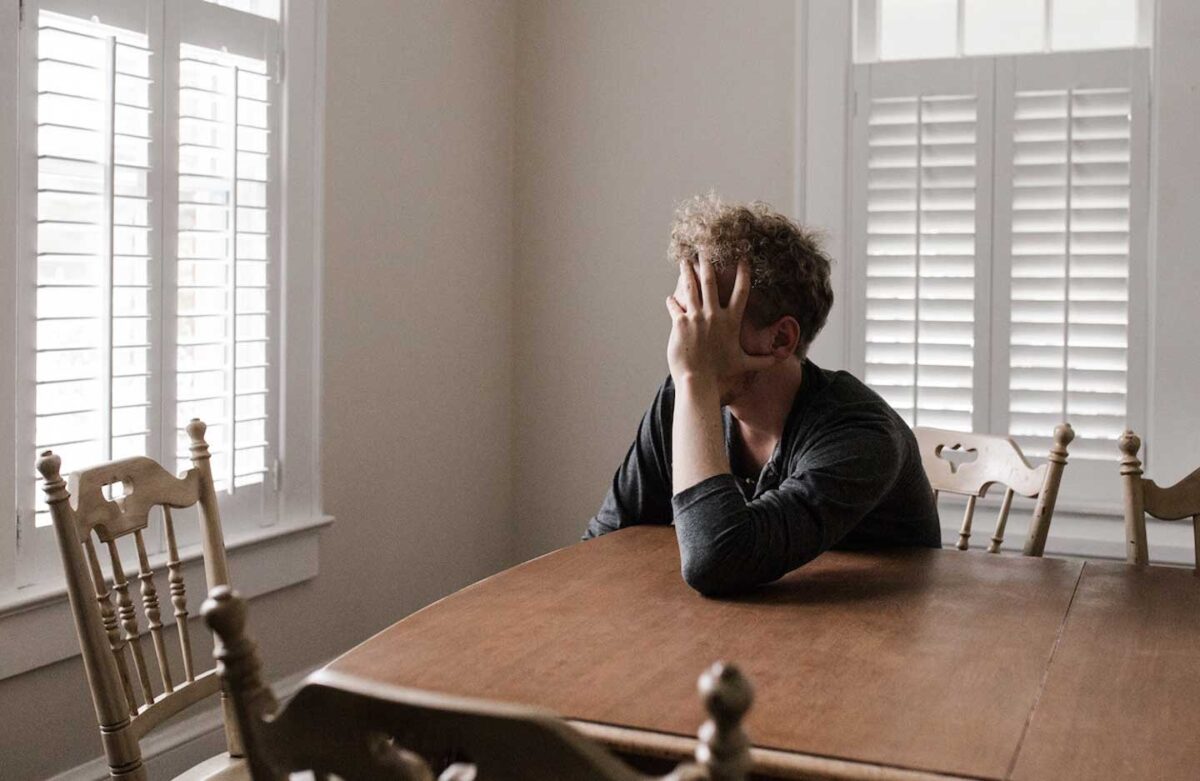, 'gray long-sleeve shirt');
584,360,941,596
